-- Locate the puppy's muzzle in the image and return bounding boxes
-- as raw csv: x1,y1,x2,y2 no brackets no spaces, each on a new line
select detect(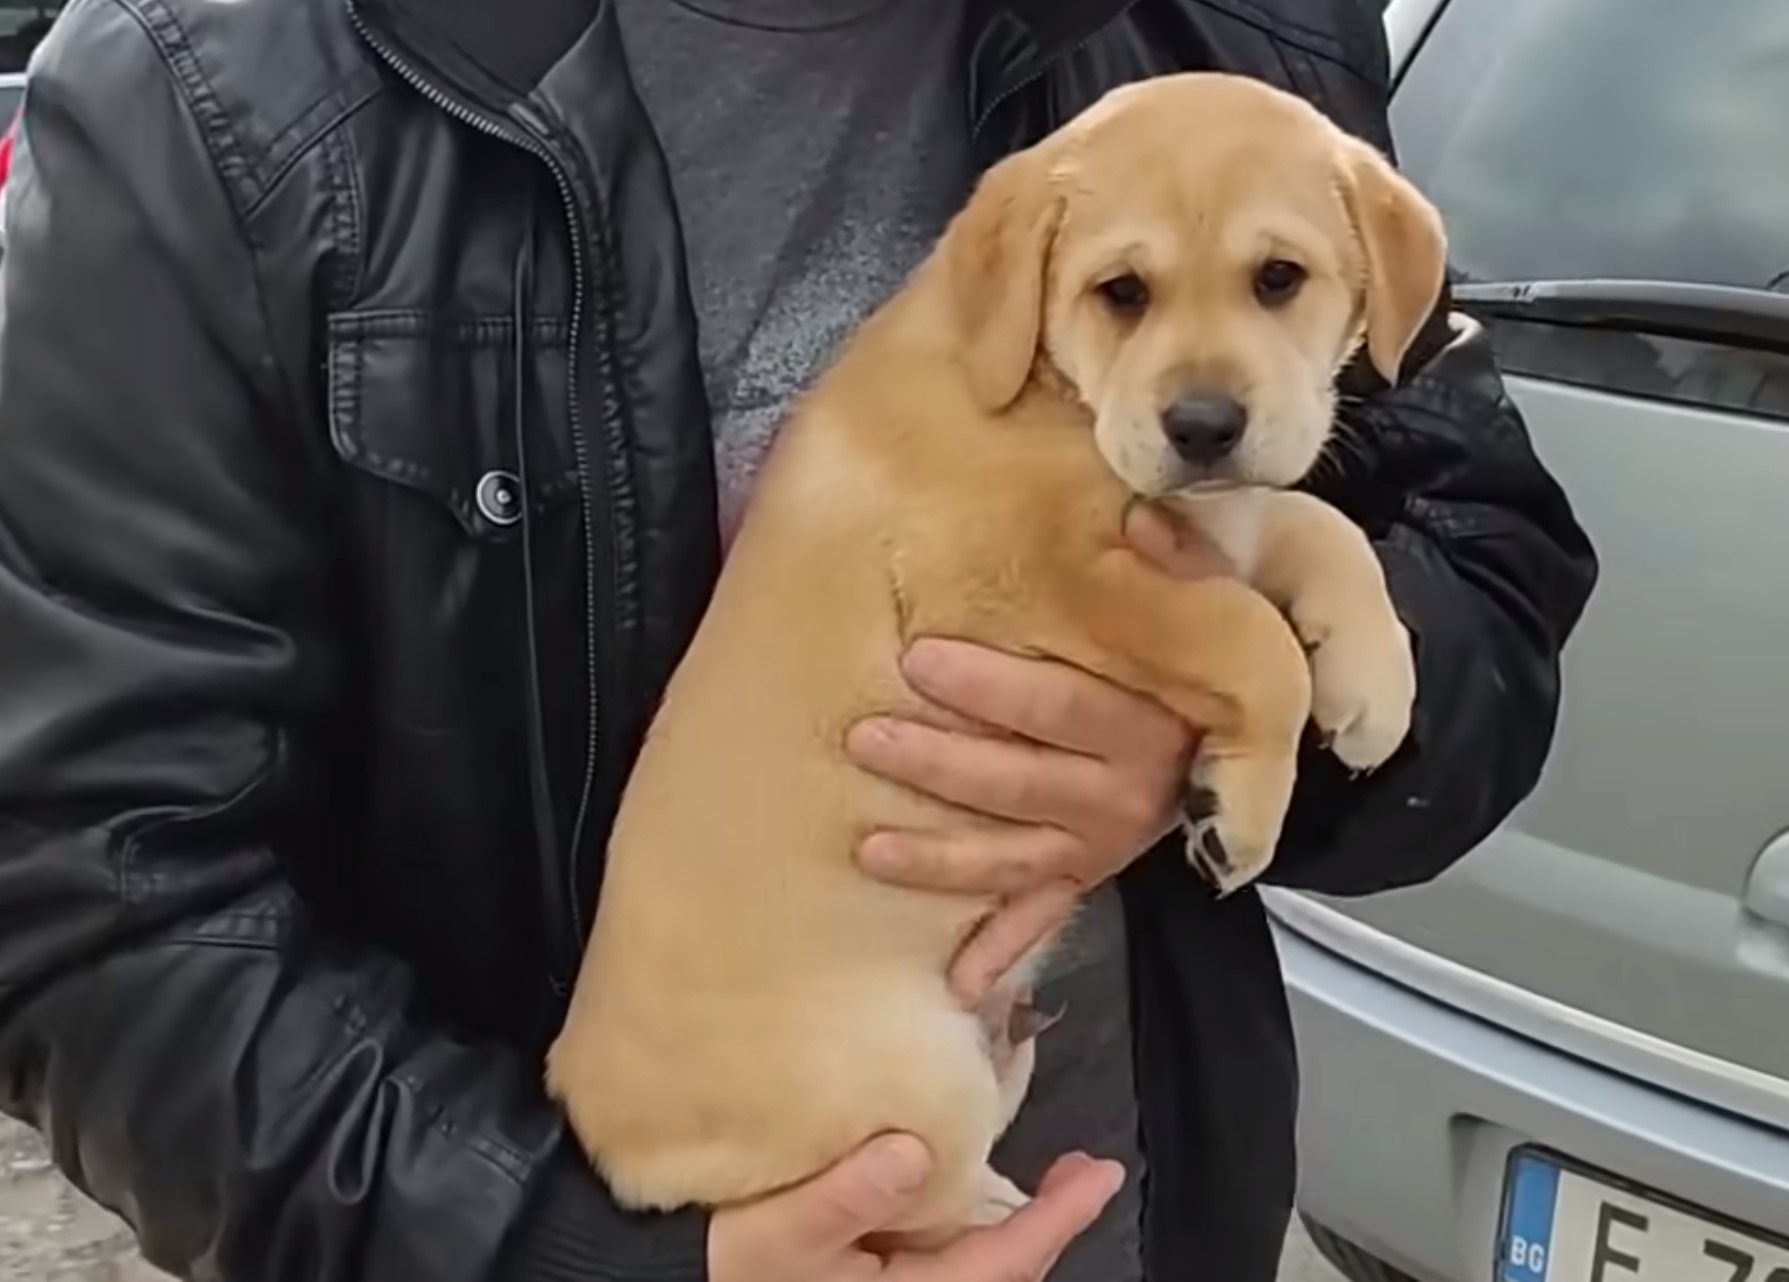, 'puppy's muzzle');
1162,391,1246,469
